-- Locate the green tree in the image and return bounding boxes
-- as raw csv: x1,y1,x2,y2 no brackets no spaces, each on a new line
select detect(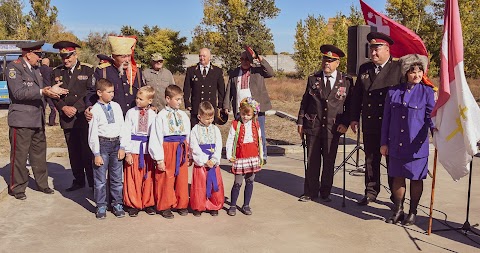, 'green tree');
194,0,280,71
293,15,330,77
0,0,28,39
26,0,58,40
144,29,188,73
